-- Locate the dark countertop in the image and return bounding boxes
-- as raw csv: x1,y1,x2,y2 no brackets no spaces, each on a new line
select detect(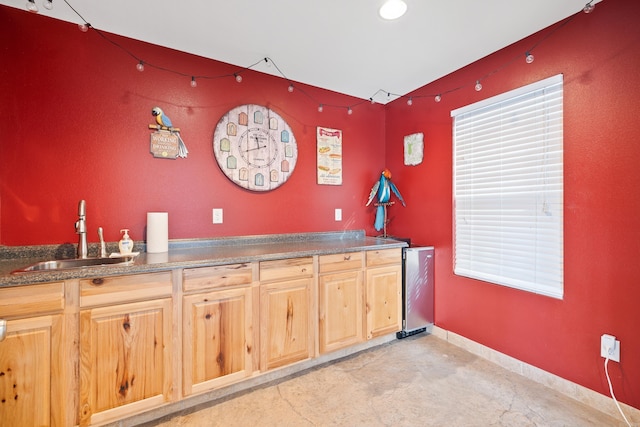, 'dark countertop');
0,230,407,288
